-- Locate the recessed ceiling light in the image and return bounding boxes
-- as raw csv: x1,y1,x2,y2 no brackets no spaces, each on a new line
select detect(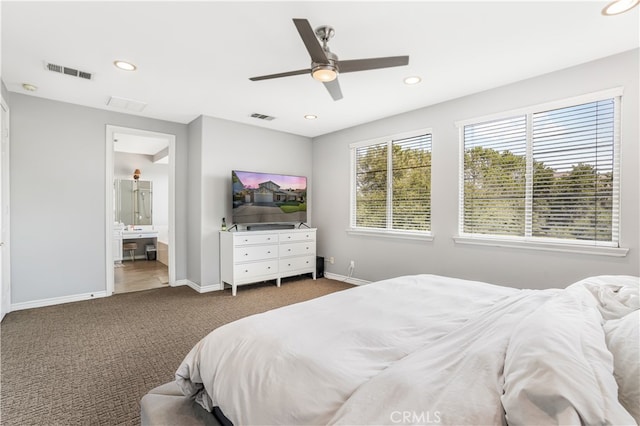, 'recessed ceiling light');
113,60,137,71
602,0,639,15
403,76,422,85
304,114,318,120
22,83,38,92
